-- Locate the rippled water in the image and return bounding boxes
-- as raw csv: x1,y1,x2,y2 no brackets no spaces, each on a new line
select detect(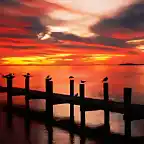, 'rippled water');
0,65,144,143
